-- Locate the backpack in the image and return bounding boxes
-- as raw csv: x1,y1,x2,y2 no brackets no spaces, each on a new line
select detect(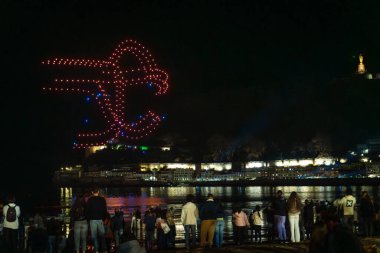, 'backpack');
6,204,17,222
